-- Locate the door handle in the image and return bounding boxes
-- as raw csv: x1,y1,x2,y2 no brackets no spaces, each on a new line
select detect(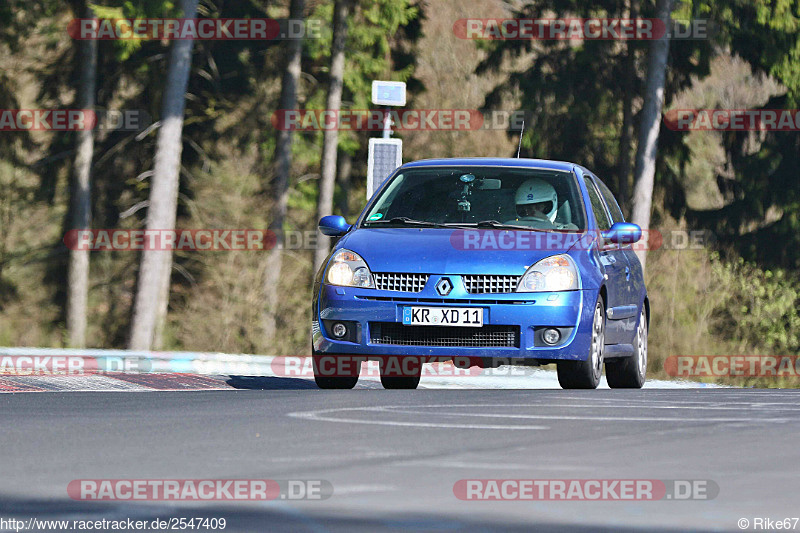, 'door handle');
625,266,631,280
